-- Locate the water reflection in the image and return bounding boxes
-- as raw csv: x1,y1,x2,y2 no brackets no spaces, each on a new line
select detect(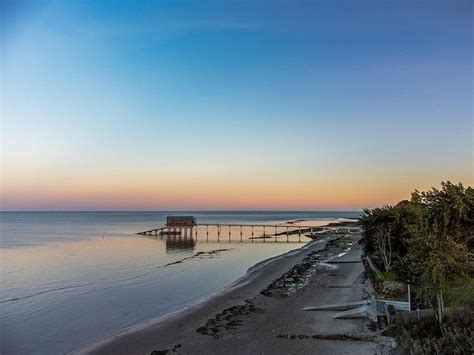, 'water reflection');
165,235,196,253
147,227,198,253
